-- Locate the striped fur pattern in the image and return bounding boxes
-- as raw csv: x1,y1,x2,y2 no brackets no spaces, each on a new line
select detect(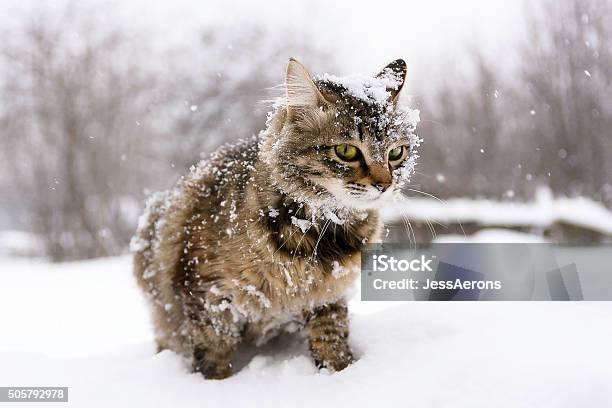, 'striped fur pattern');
132,58,418,379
